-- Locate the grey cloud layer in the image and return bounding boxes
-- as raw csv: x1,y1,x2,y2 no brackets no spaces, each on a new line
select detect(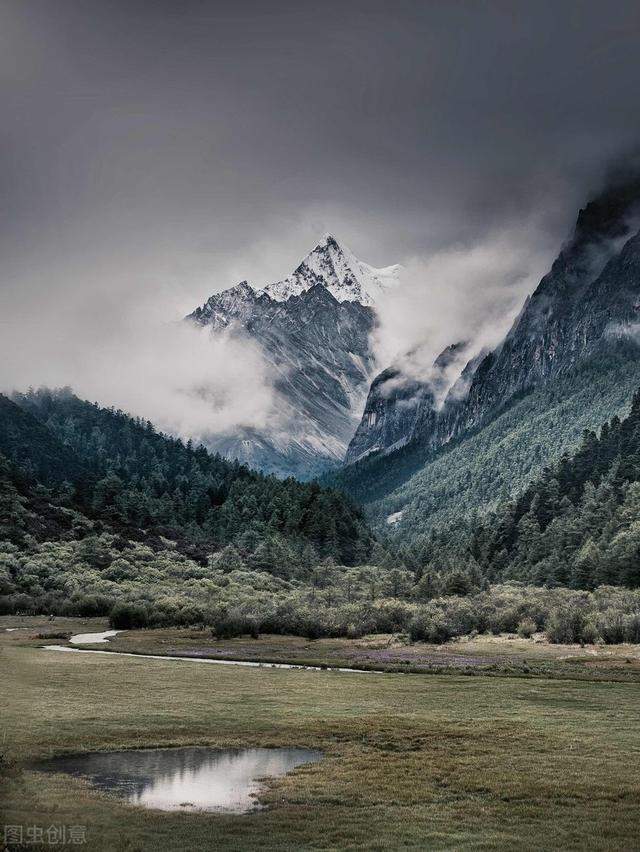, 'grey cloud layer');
2,0,640,435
